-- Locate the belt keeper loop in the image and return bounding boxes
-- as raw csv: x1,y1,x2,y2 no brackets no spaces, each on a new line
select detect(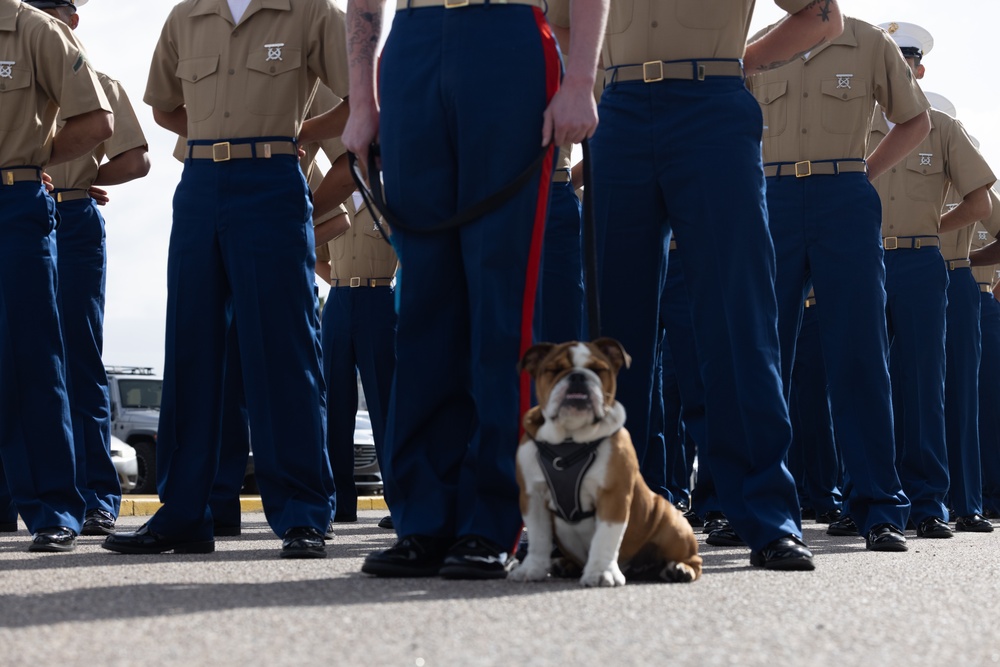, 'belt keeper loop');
697,63,706,81
833,161,840,176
